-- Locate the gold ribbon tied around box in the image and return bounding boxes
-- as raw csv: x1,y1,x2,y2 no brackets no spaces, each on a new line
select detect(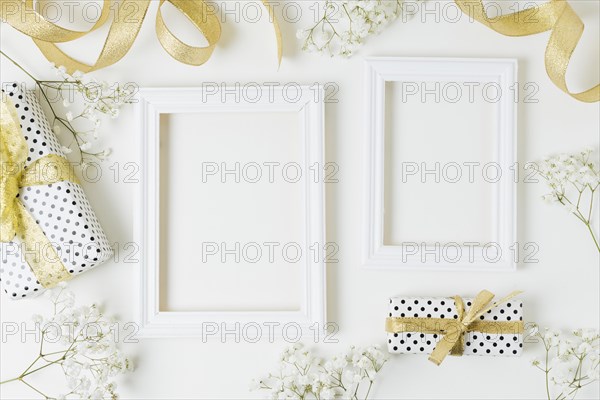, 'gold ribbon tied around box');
386,290,524,365
1,94,78,288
